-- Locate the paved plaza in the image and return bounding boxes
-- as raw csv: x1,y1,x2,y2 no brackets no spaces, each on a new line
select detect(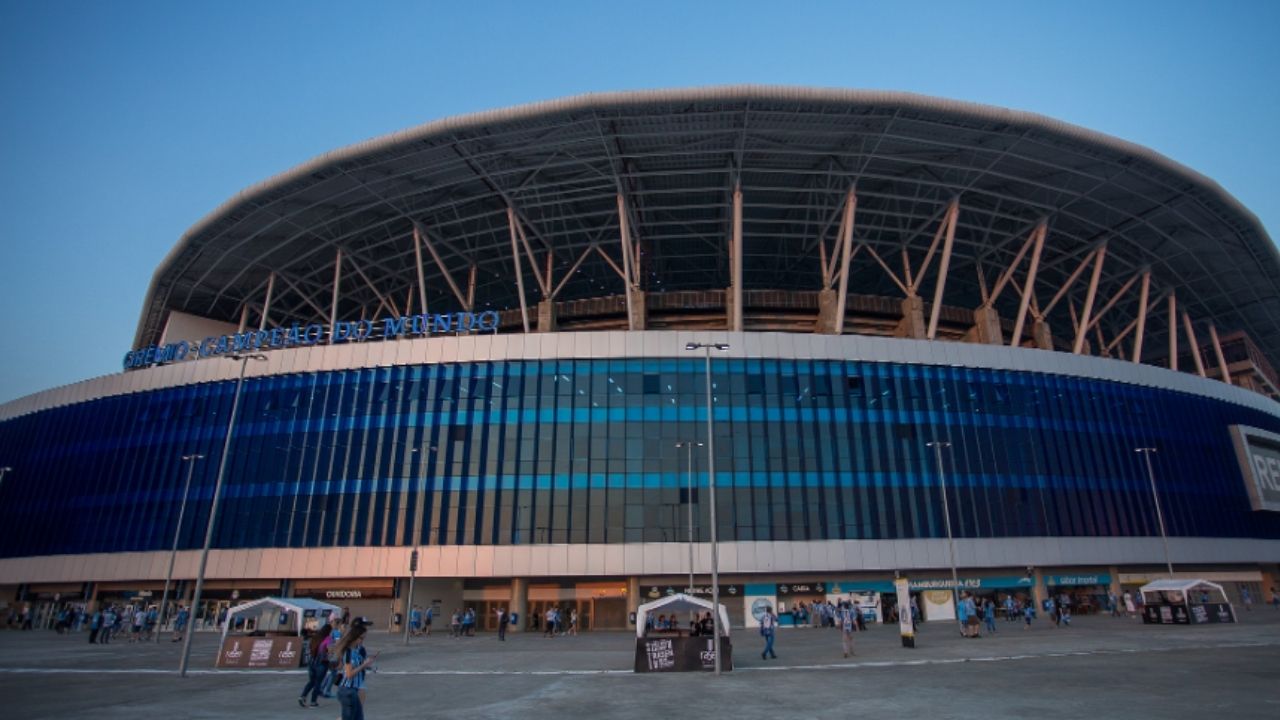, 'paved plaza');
5,610,1280,719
